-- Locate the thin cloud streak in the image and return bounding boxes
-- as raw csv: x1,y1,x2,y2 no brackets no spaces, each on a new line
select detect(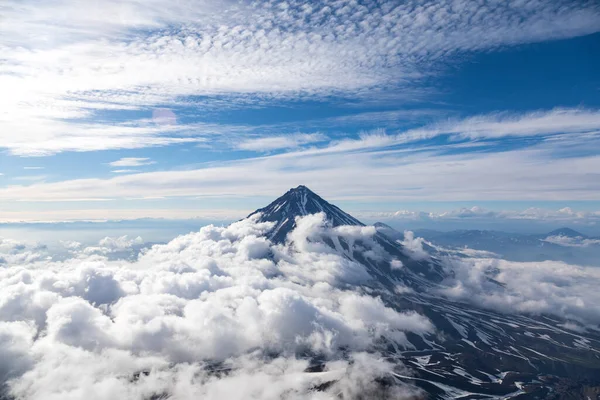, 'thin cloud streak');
236,133,326,152
361,207,600,226
2,206,600,226
1,131,600,203
109,158,156,167
399,108,600,142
